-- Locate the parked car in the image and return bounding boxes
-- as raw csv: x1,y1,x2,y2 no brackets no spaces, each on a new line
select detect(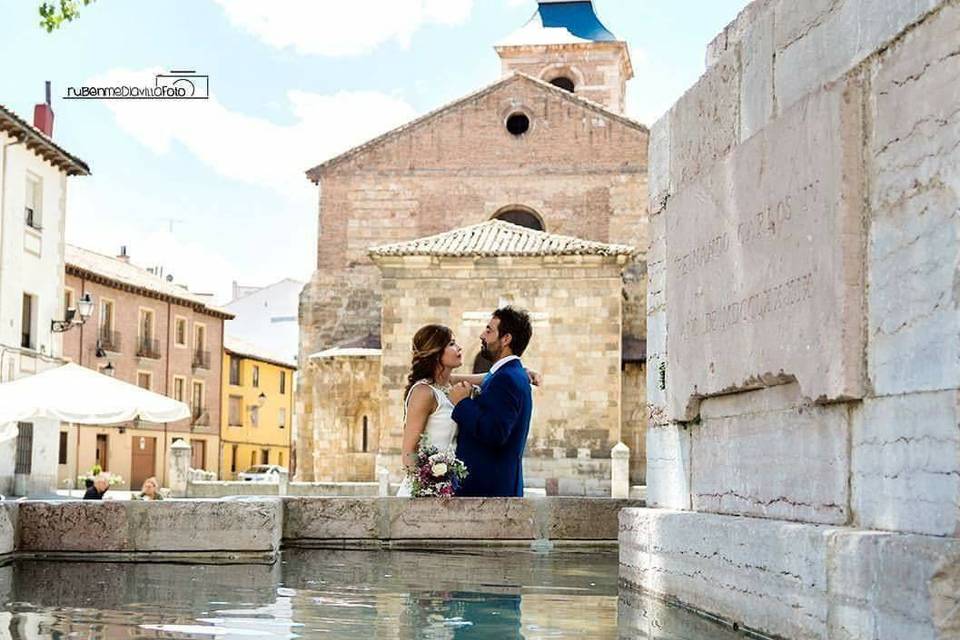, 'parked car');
238,465,287,482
